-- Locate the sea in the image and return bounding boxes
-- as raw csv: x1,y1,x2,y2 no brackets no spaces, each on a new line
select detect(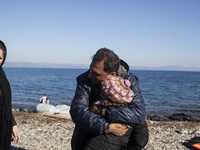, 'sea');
3,67,200,119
